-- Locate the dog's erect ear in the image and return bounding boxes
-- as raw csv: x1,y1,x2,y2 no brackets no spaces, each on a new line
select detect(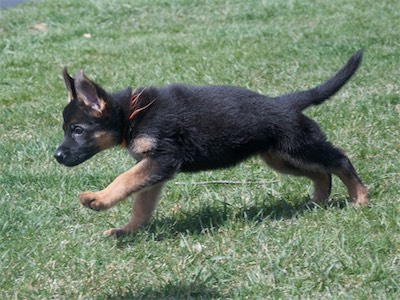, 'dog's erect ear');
74,70,106,114
62,67,77,103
